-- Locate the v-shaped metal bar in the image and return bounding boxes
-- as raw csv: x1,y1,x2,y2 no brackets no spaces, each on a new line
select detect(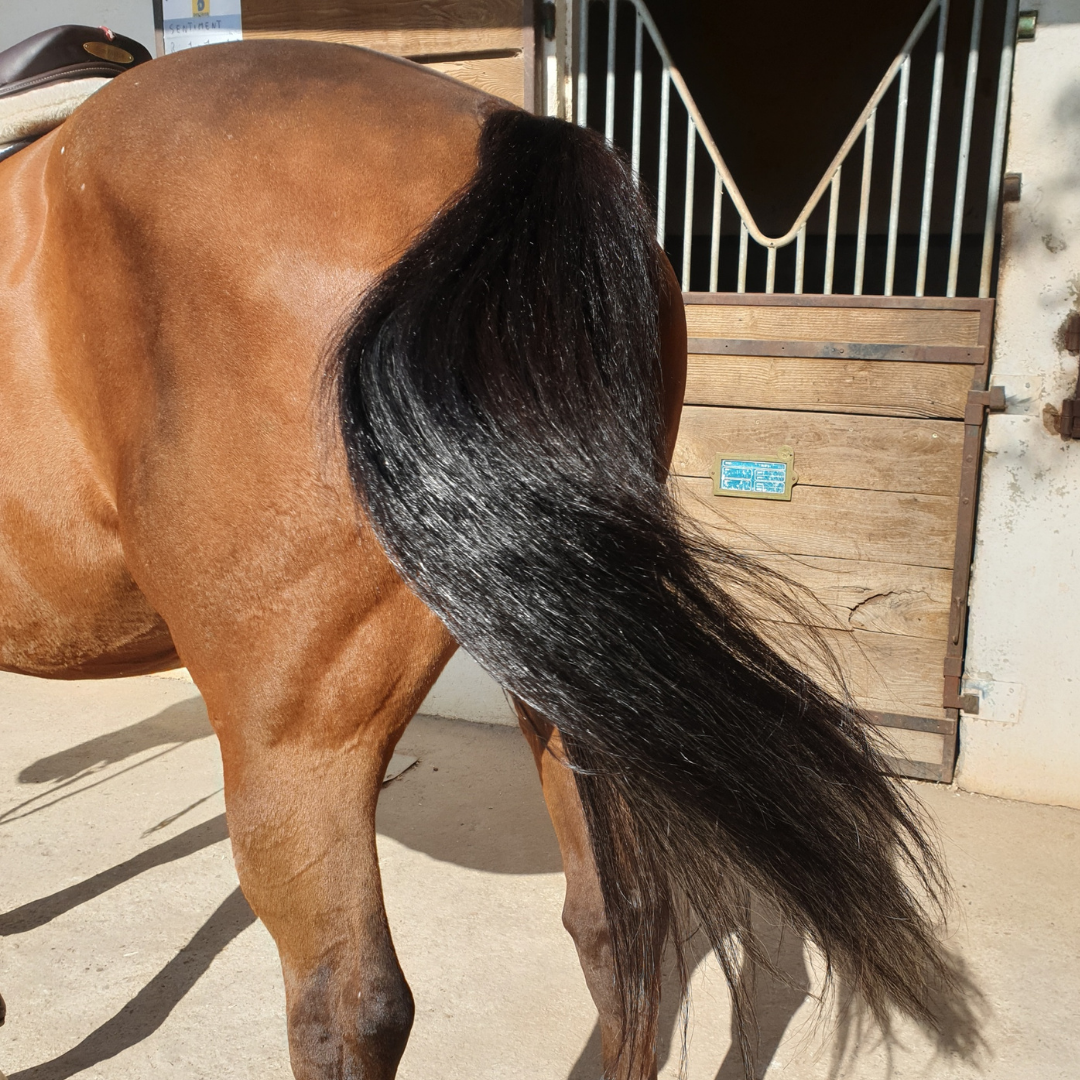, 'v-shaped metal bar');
633,0,941,249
